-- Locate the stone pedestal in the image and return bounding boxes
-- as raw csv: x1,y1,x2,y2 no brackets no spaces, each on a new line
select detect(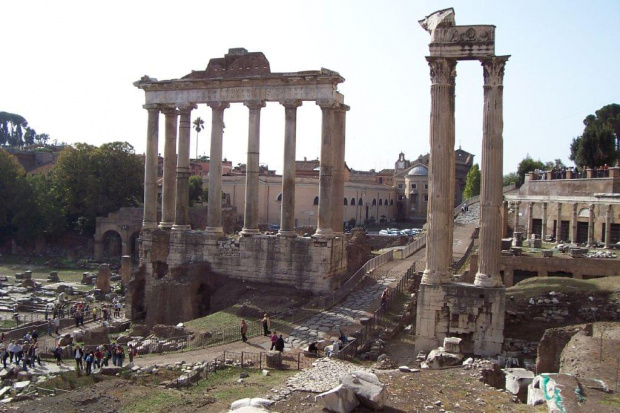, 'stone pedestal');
97,264,111,293
121,256,131,286
415,283,505,357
